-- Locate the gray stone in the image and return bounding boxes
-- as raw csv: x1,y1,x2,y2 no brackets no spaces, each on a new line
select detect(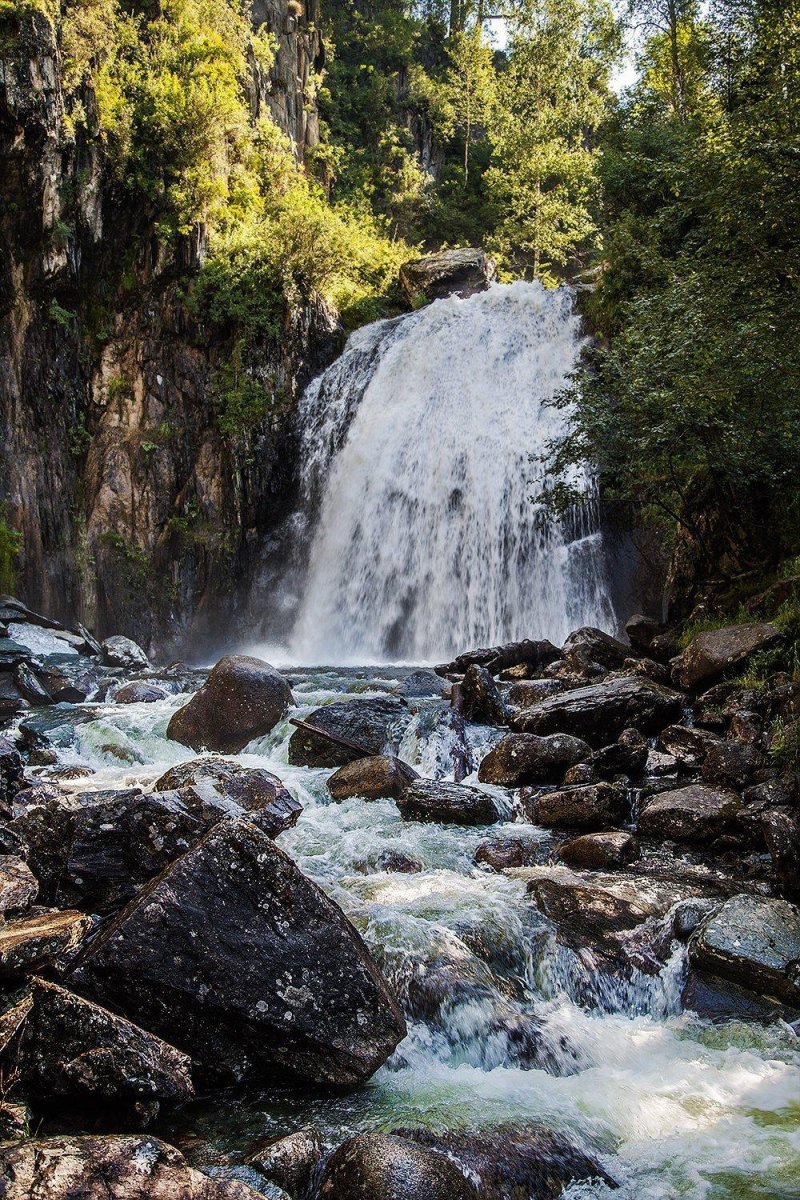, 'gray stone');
100,635,151,671
557,831,640,869
478,732,590,786
511,675,683,747
690,894,800,1003
396,779,501,825
399,247,496,304
318,1132,478,1200
638,785,743,844
288,698,410,768
672,623,782,689
521,782,625,831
